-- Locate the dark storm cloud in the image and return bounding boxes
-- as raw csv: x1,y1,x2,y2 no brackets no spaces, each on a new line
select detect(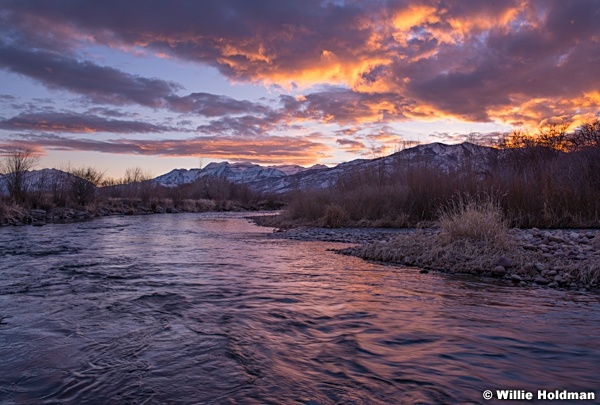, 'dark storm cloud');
0,0,374,80
0,112,173,133
394,0,600,122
